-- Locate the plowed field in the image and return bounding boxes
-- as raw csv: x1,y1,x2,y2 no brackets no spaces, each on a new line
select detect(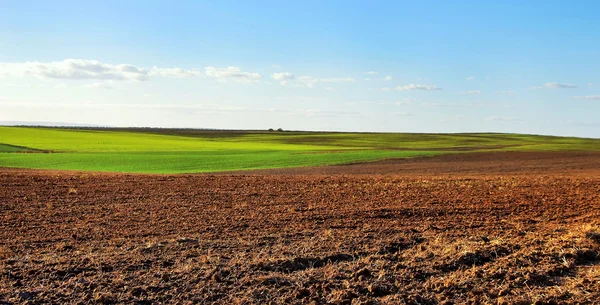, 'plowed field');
1,152,599,304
